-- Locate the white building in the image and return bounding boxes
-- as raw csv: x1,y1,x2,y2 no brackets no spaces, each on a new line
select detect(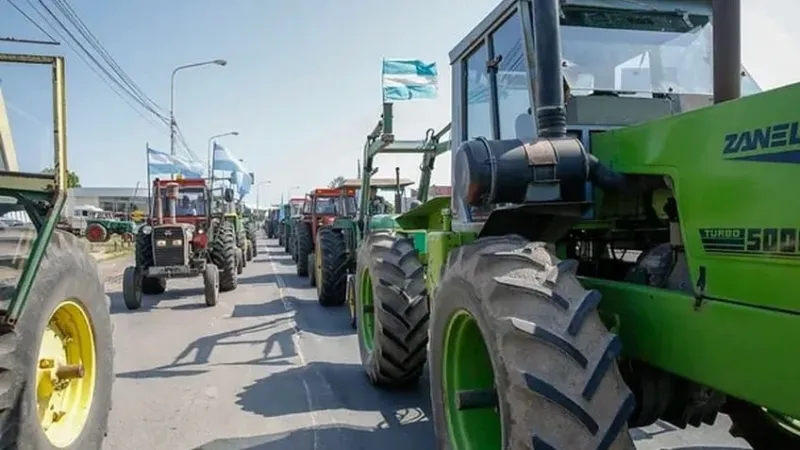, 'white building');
67,186,150,216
